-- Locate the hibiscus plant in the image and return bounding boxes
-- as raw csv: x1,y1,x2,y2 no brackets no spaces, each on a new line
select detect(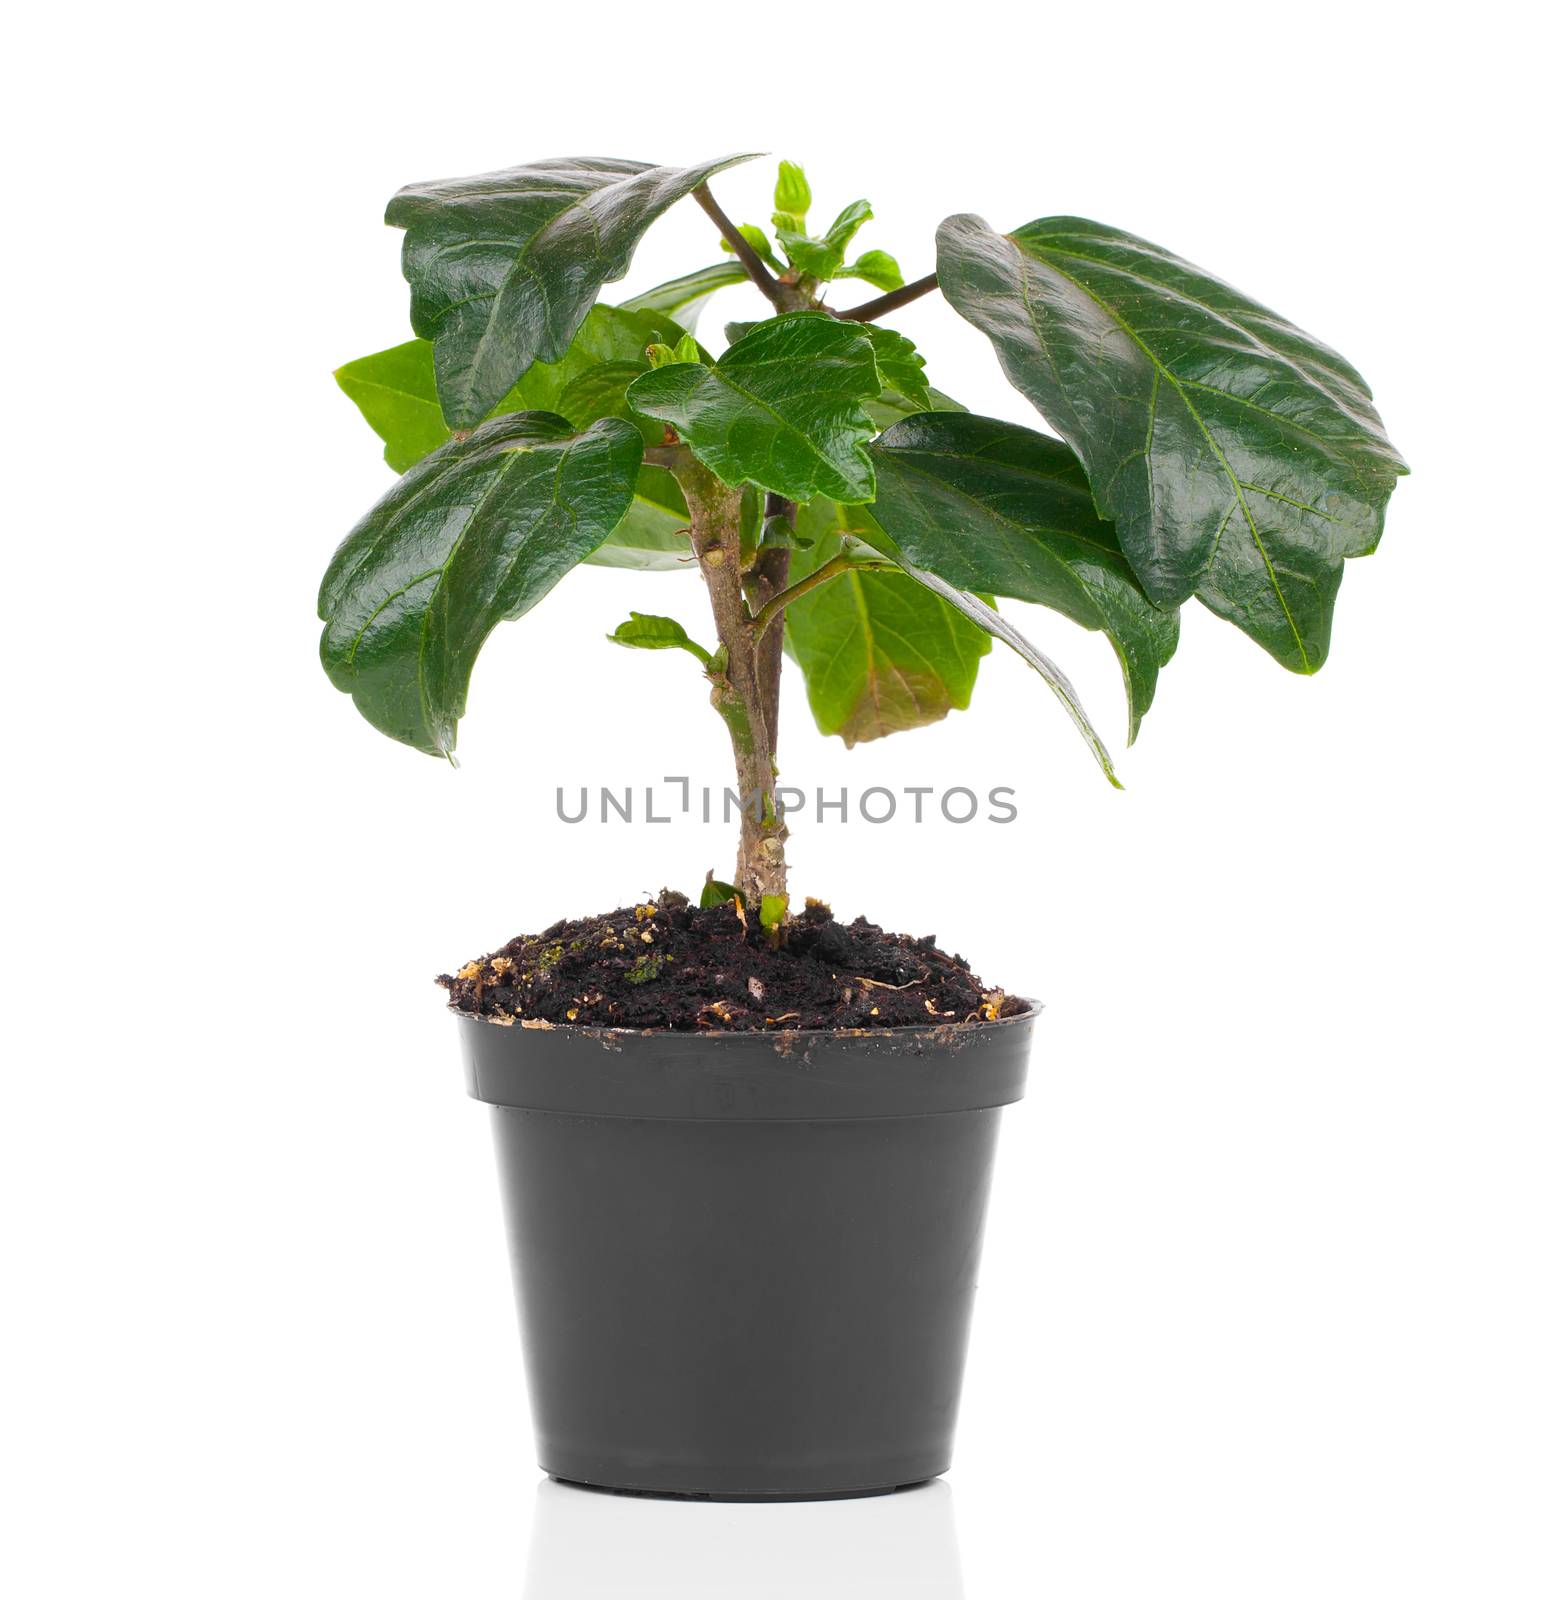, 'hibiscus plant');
319,154,1406,927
